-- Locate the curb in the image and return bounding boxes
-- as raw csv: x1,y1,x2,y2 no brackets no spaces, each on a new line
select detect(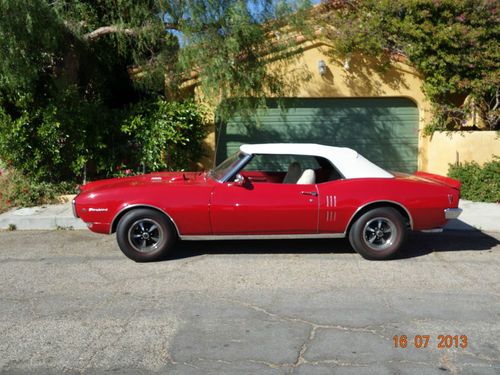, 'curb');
0,205,87,231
